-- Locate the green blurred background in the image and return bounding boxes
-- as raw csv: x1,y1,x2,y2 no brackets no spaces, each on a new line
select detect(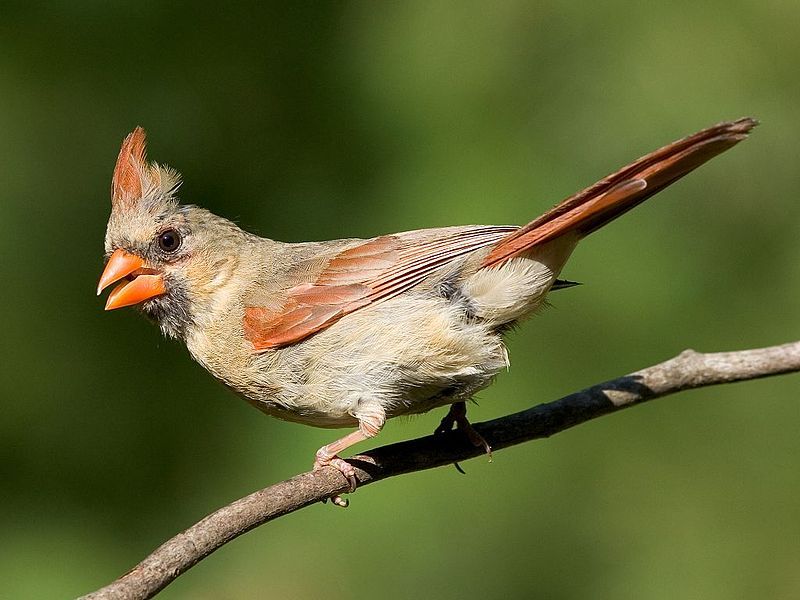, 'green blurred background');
1,2,799,598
